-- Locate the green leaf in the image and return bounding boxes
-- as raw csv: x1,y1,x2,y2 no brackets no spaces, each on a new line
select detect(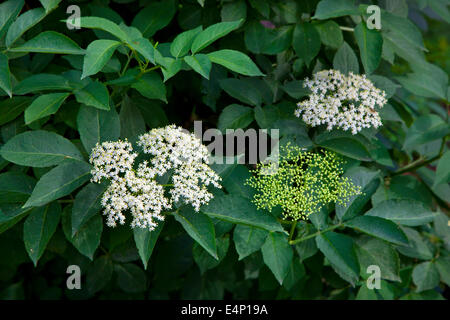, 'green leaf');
131,72,166,102
403,114,450,151
217,104,254,131
283,258,306,291
427,0,450,23
119,95,146,141
355,237,401,282
333,42,359,74
24,92,70,125
354,22,383,74
170,26,203,58
220,165,255,199
366,199,437,226
71,182,107,236
24,160,91,208
86,255,113,294
193,236,229,274
261,232,293,284
0,204,32,234
292,22,321,66
412,261,440,292
207,49,264,76
13,74,72,95
314,131,371,161
396,227,433,260
0,172,35,203
0,0,24,38
0,96,32,126
133,221,164,269
221,0,247,22
355,285,378,300
312,0,358,19
381,11,426,51
115,263,147,293
159,57,183,82
0,130,83,167
368,75,399,99
23,201,61,266
281,80,309,100
62,205,102,260
372,175,432,207
336,167,380,221
201,194,284,232
78,16,128,42
316,231,360,285
0,53,12,97
82,40,121,79
128,37,155,64
356,280,396,300
433,211,449,240
435,256,450,286
315,21,343,49
244,21,293,55
131,0,176,38
135,99,168,129
9,31,84,54
396,62,448,100
233,224,268,260
174,207,217,260
219,79,262,106
191,20,242,54
434,151,450,186
346,216,408,245
39,0,61,12
184,54,212,79
77,105,120,154
6,8,46,48
382,31,425,66
74,81,110,110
